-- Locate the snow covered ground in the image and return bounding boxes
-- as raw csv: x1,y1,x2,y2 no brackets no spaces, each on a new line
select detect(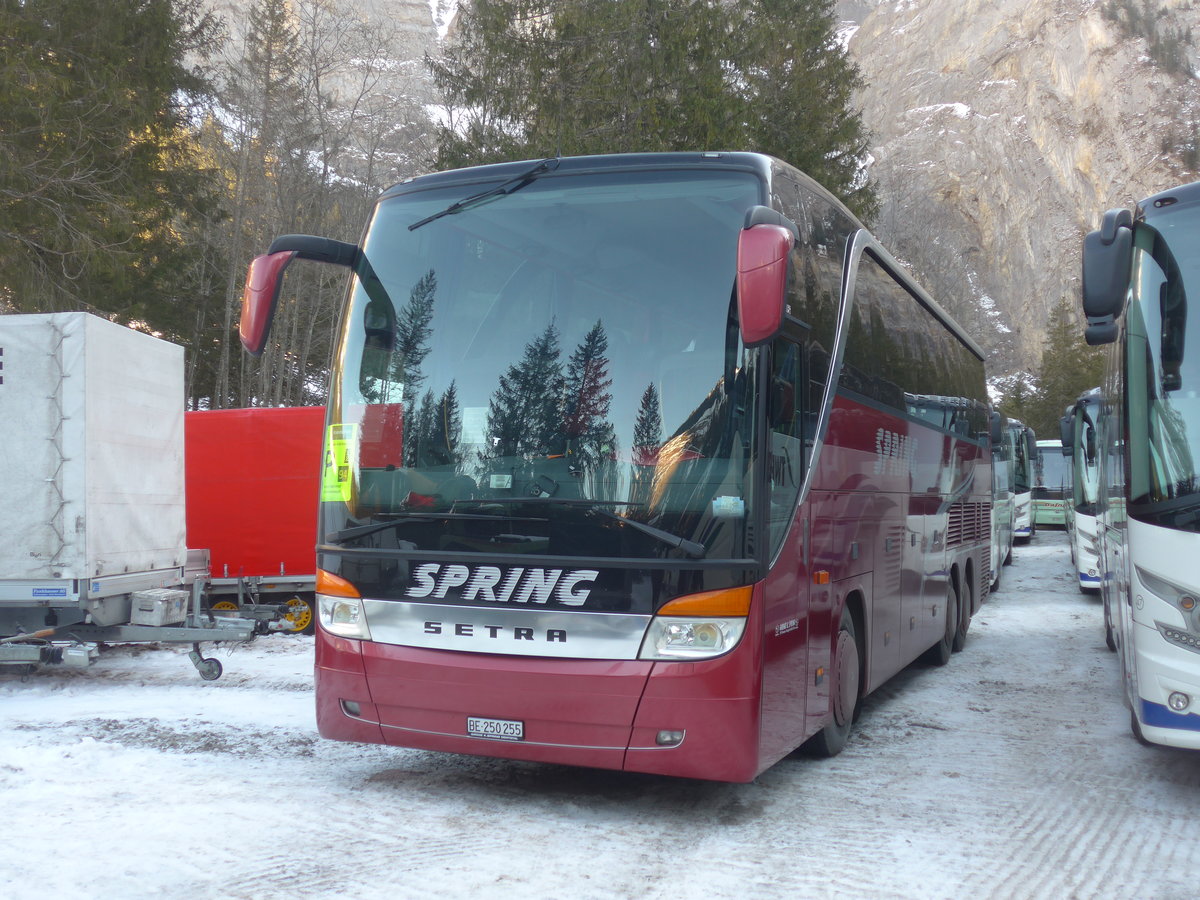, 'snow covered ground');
3,529,1199,900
